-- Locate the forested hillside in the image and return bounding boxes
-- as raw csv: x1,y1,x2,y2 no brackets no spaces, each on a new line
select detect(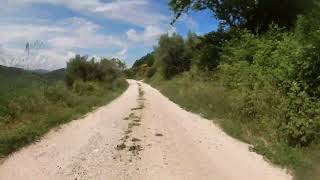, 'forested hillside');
130,0,320,179
0,56,128,158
